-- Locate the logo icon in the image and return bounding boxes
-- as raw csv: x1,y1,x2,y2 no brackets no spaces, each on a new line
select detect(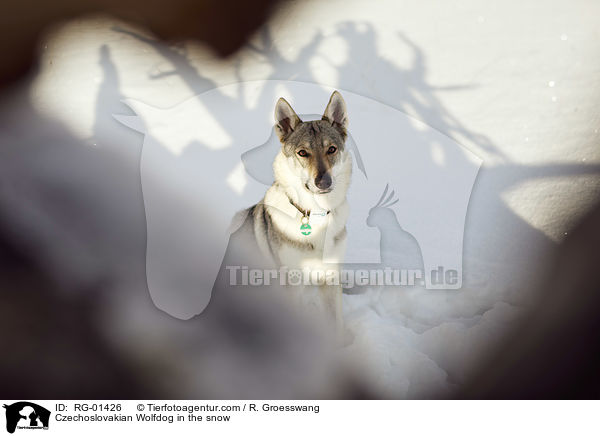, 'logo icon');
3,402,50,434
114,80,481,319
